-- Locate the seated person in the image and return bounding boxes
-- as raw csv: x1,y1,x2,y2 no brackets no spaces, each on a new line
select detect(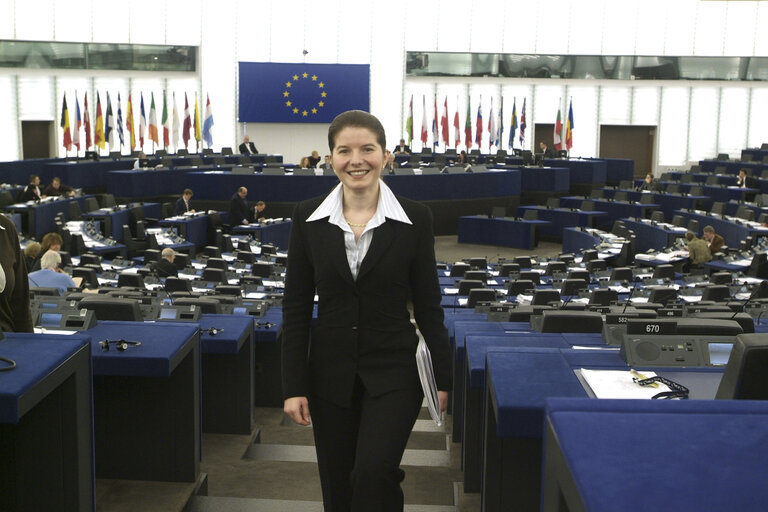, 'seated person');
393,138,411,155
151,248,178,278
29,232,63,272
308,150,321,168
384,153,397,174
228,186,252,225
17,174,43,202
133,151,150,169
24,242,41,271
736,169,748,188
175,188,195,215
319,154,333,171
43,177,75,197
28,250,76,295
299,156,311,169
637,172,658,191
539,141,556,158
685,231,712,270
702,225,725,254
254,201,267,222
239,135,258,155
